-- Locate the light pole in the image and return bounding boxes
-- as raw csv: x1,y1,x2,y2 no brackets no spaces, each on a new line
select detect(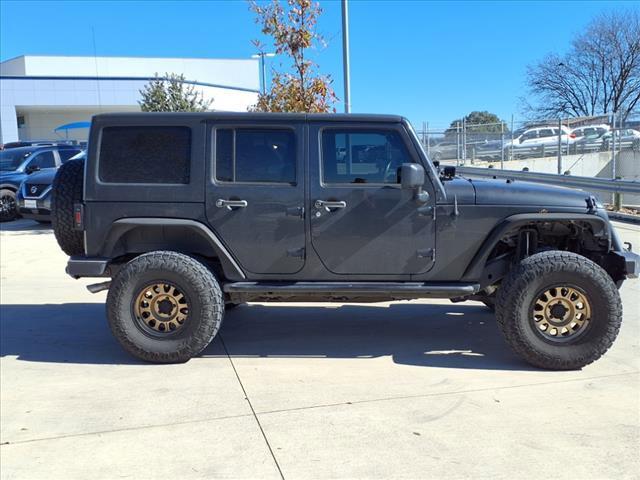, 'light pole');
341,0,351,113
252,52,276,94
